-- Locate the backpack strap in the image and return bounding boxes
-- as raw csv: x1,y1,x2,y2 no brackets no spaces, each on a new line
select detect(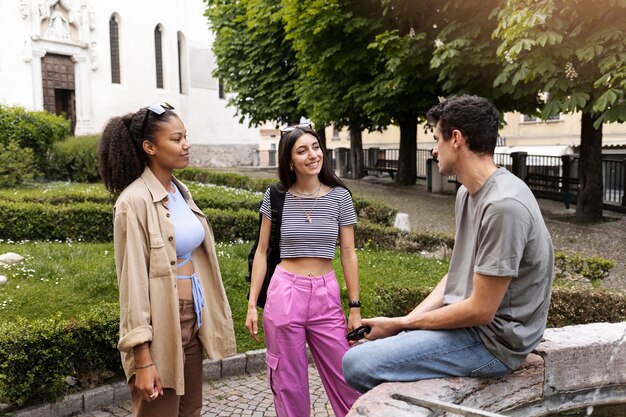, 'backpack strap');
268,183,286,265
